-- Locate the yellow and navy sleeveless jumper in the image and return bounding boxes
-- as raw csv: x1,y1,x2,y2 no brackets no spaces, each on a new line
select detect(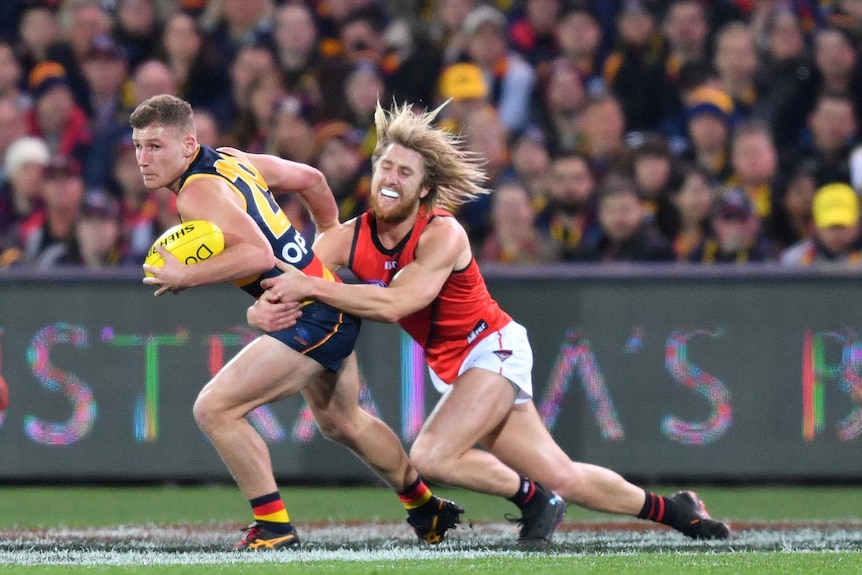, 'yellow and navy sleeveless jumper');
179,145,358,371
